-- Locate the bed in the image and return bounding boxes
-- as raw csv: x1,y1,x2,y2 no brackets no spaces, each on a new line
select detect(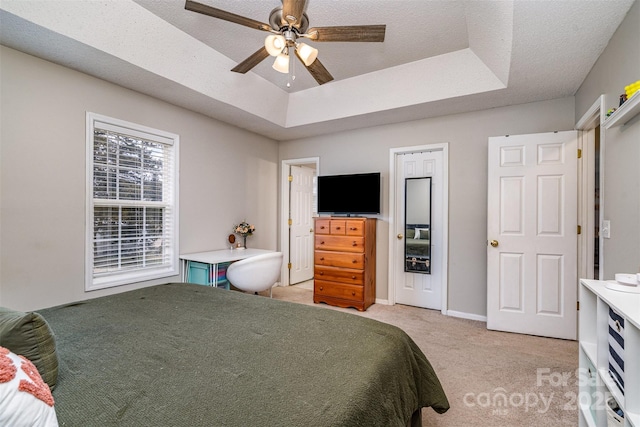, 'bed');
23,283,449,426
